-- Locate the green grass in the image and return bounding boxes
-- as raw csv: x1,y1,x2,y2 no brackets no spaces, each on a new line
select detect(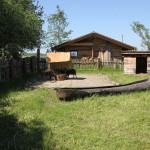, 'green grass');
100,67,150,84
76,69,101,74
77,66,150,84
1,72,150,149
